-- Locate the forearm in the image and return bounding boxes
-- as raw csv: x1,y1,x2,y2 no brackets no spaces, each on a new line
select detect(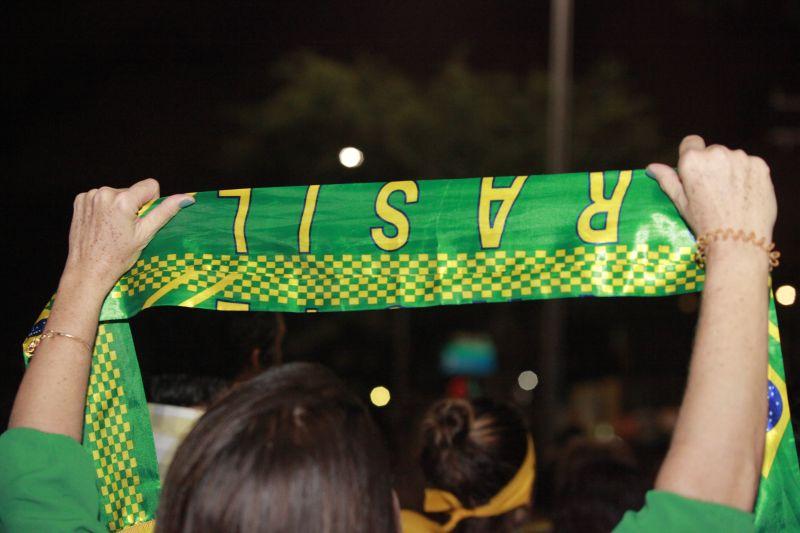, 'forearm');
9,270,109,441
8,180,189,442
656,244,769,510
